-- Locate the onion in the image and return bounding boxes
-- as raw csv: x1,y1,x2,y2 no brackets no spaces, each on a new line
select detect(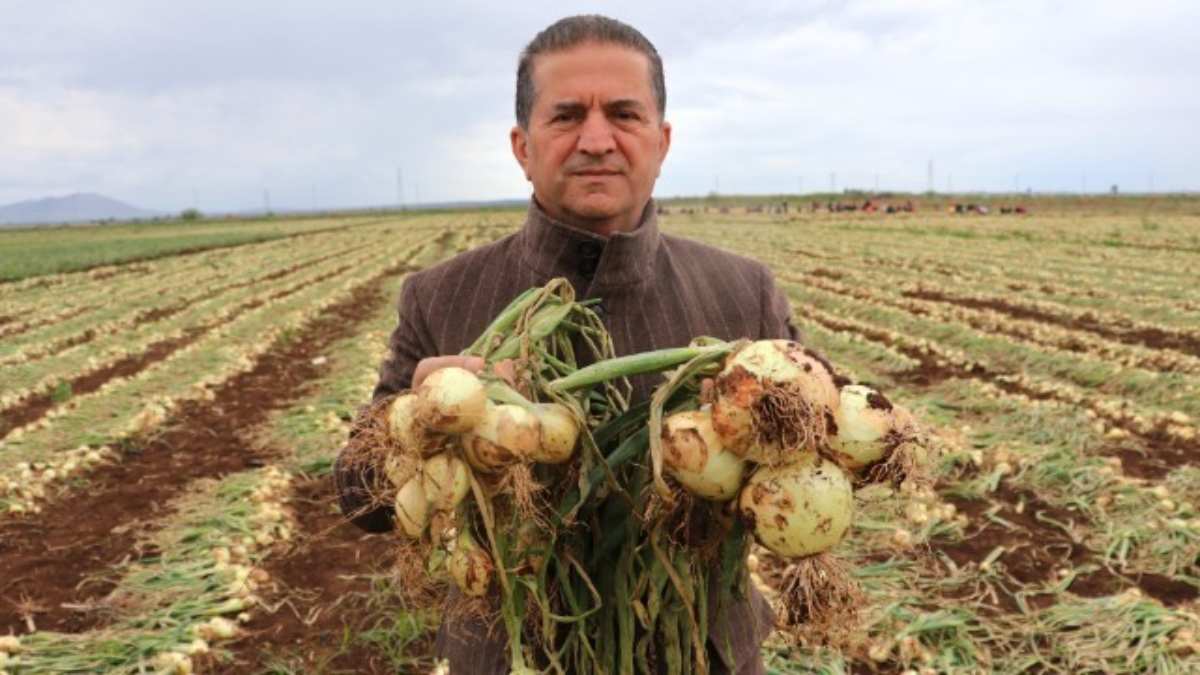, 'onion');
710,340,840,465
421,453,471,511
383,452,419,489
660,409,747,501
388,393,430,455
739,452,853,558
394,476,430,538
529,403,580,464
417,367,487,433
462,403,539,472
828,385,922,481
829,385,898,469
448,529,494,597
